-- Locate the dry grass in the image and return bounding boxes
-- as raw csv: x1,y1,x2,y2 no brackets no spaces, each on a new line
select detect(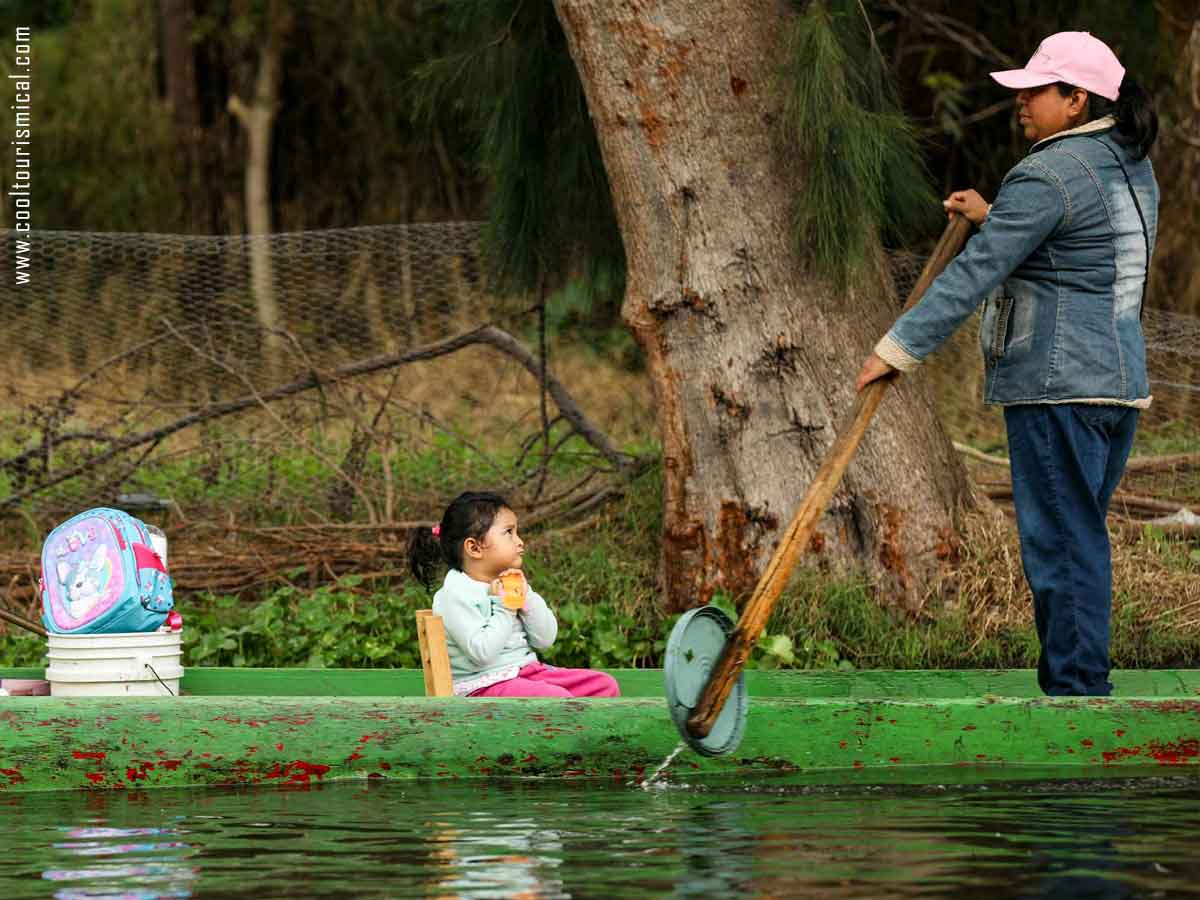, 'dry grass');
0,333,658,538
928,500,1200,650
0,333,656,445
